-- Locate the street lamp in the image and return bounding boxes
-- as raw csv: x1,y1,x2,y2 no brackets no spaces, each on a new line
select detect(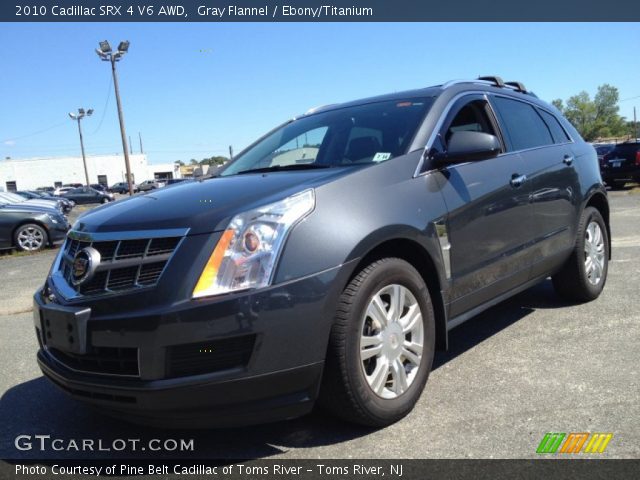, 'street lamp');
69,108,94,187
95,40,134,195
